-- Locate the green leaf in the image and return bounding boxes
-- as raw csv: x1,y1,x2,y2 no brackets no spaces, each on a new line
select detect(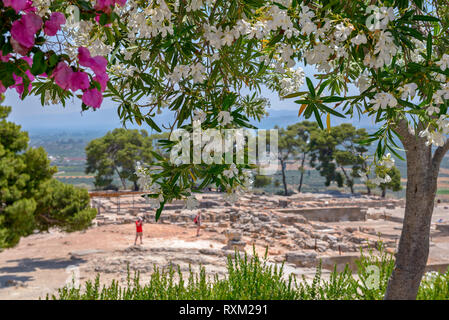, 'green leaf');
145,117,162,132
155,200,166,221
426,32,432,62
412,15,440,23
317,104,345,118
306,77,316,97
31,51,46,76
313,107,323,129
